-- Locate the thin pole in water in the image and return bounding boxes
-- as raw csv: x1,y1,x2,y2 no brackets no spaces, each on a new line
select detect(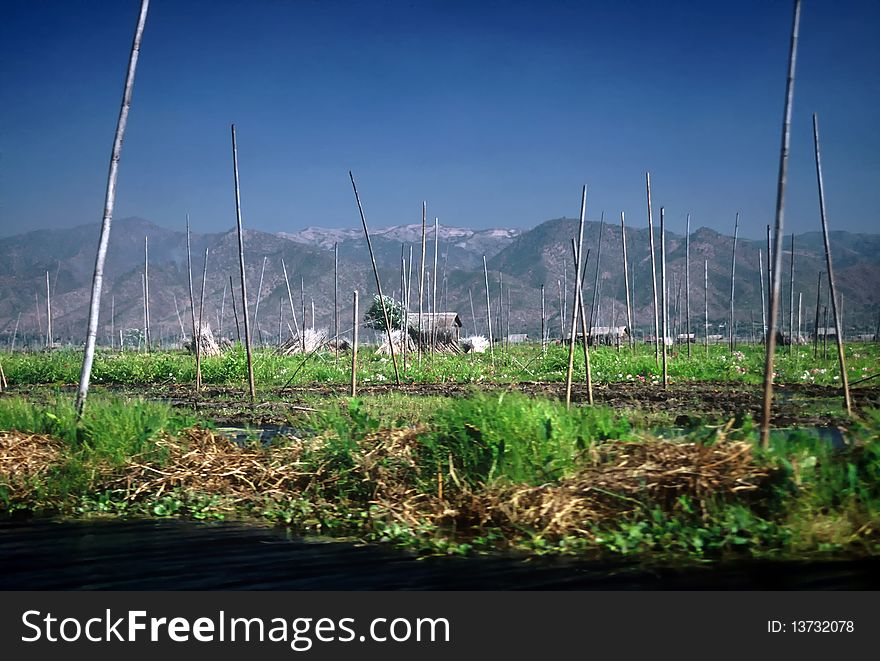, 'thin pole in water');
761,0,802,449
76,0,150,417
